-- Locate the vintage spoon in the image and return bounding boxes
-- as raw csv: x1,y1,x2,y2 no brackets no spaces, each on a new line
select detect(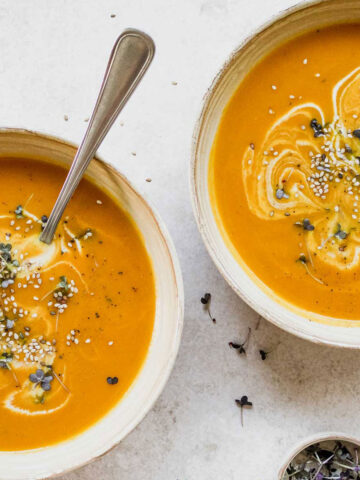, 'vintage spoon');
40,29,155,244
